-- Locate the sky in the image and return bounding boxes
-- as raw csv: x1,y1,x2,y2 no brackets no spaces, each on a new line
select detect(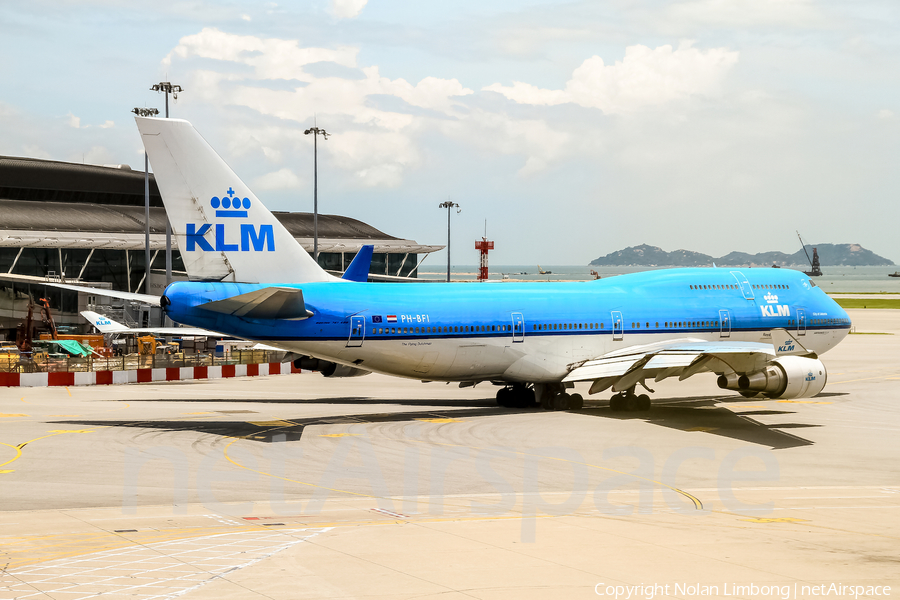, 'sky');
1,0,898,266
